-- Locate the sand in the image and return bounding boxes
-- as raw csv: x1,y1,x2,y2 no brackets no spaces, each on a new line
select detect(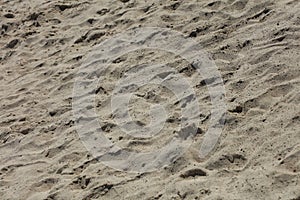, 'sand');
0,0,299,199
